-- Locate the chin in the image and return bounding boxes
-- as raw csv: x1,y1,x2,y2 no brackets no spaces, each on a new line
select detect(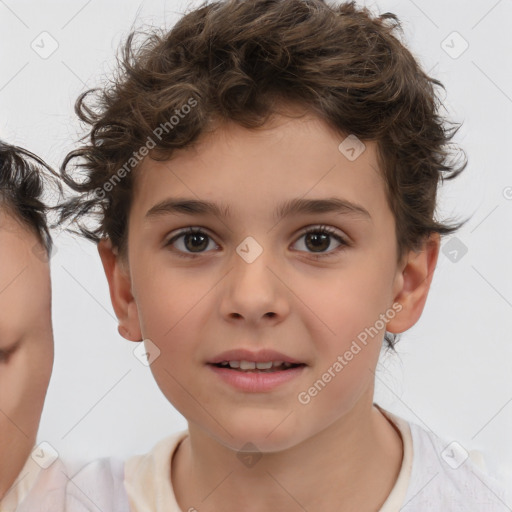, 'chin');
210,415,307,454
